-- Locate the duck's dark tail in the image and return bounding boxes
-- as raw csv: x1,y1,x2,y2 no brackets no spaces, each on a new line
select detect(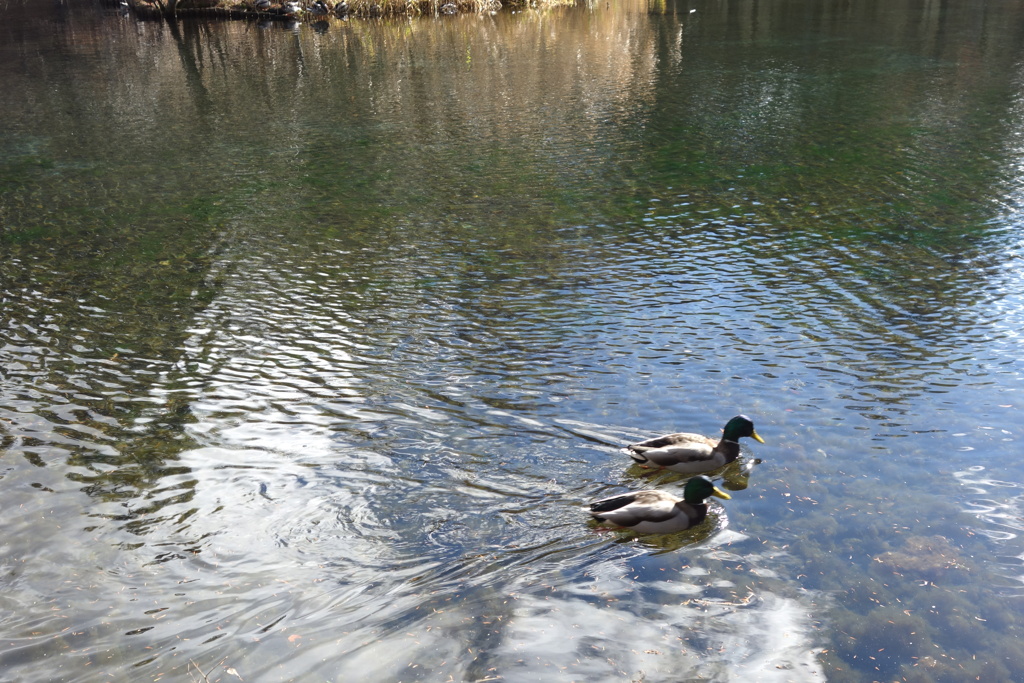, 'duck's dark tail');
626,447,650,465
588,493,635,514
